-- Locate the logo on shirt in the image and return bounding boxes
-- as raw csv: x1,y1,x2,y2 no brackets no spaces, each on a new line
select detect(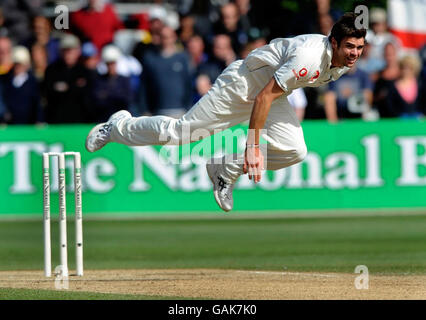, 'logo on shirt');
292,68,320,81
292,68,308,80
310,70,320,81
